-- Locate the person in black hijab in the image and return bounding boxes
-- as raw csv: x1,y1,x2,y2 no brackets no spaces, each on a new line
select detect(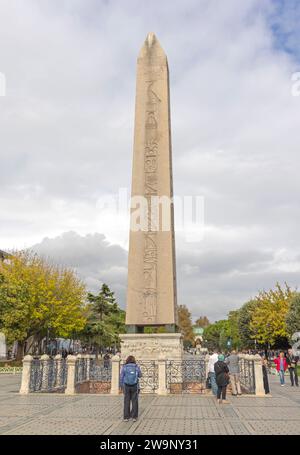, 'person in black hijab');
214,354,230,404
